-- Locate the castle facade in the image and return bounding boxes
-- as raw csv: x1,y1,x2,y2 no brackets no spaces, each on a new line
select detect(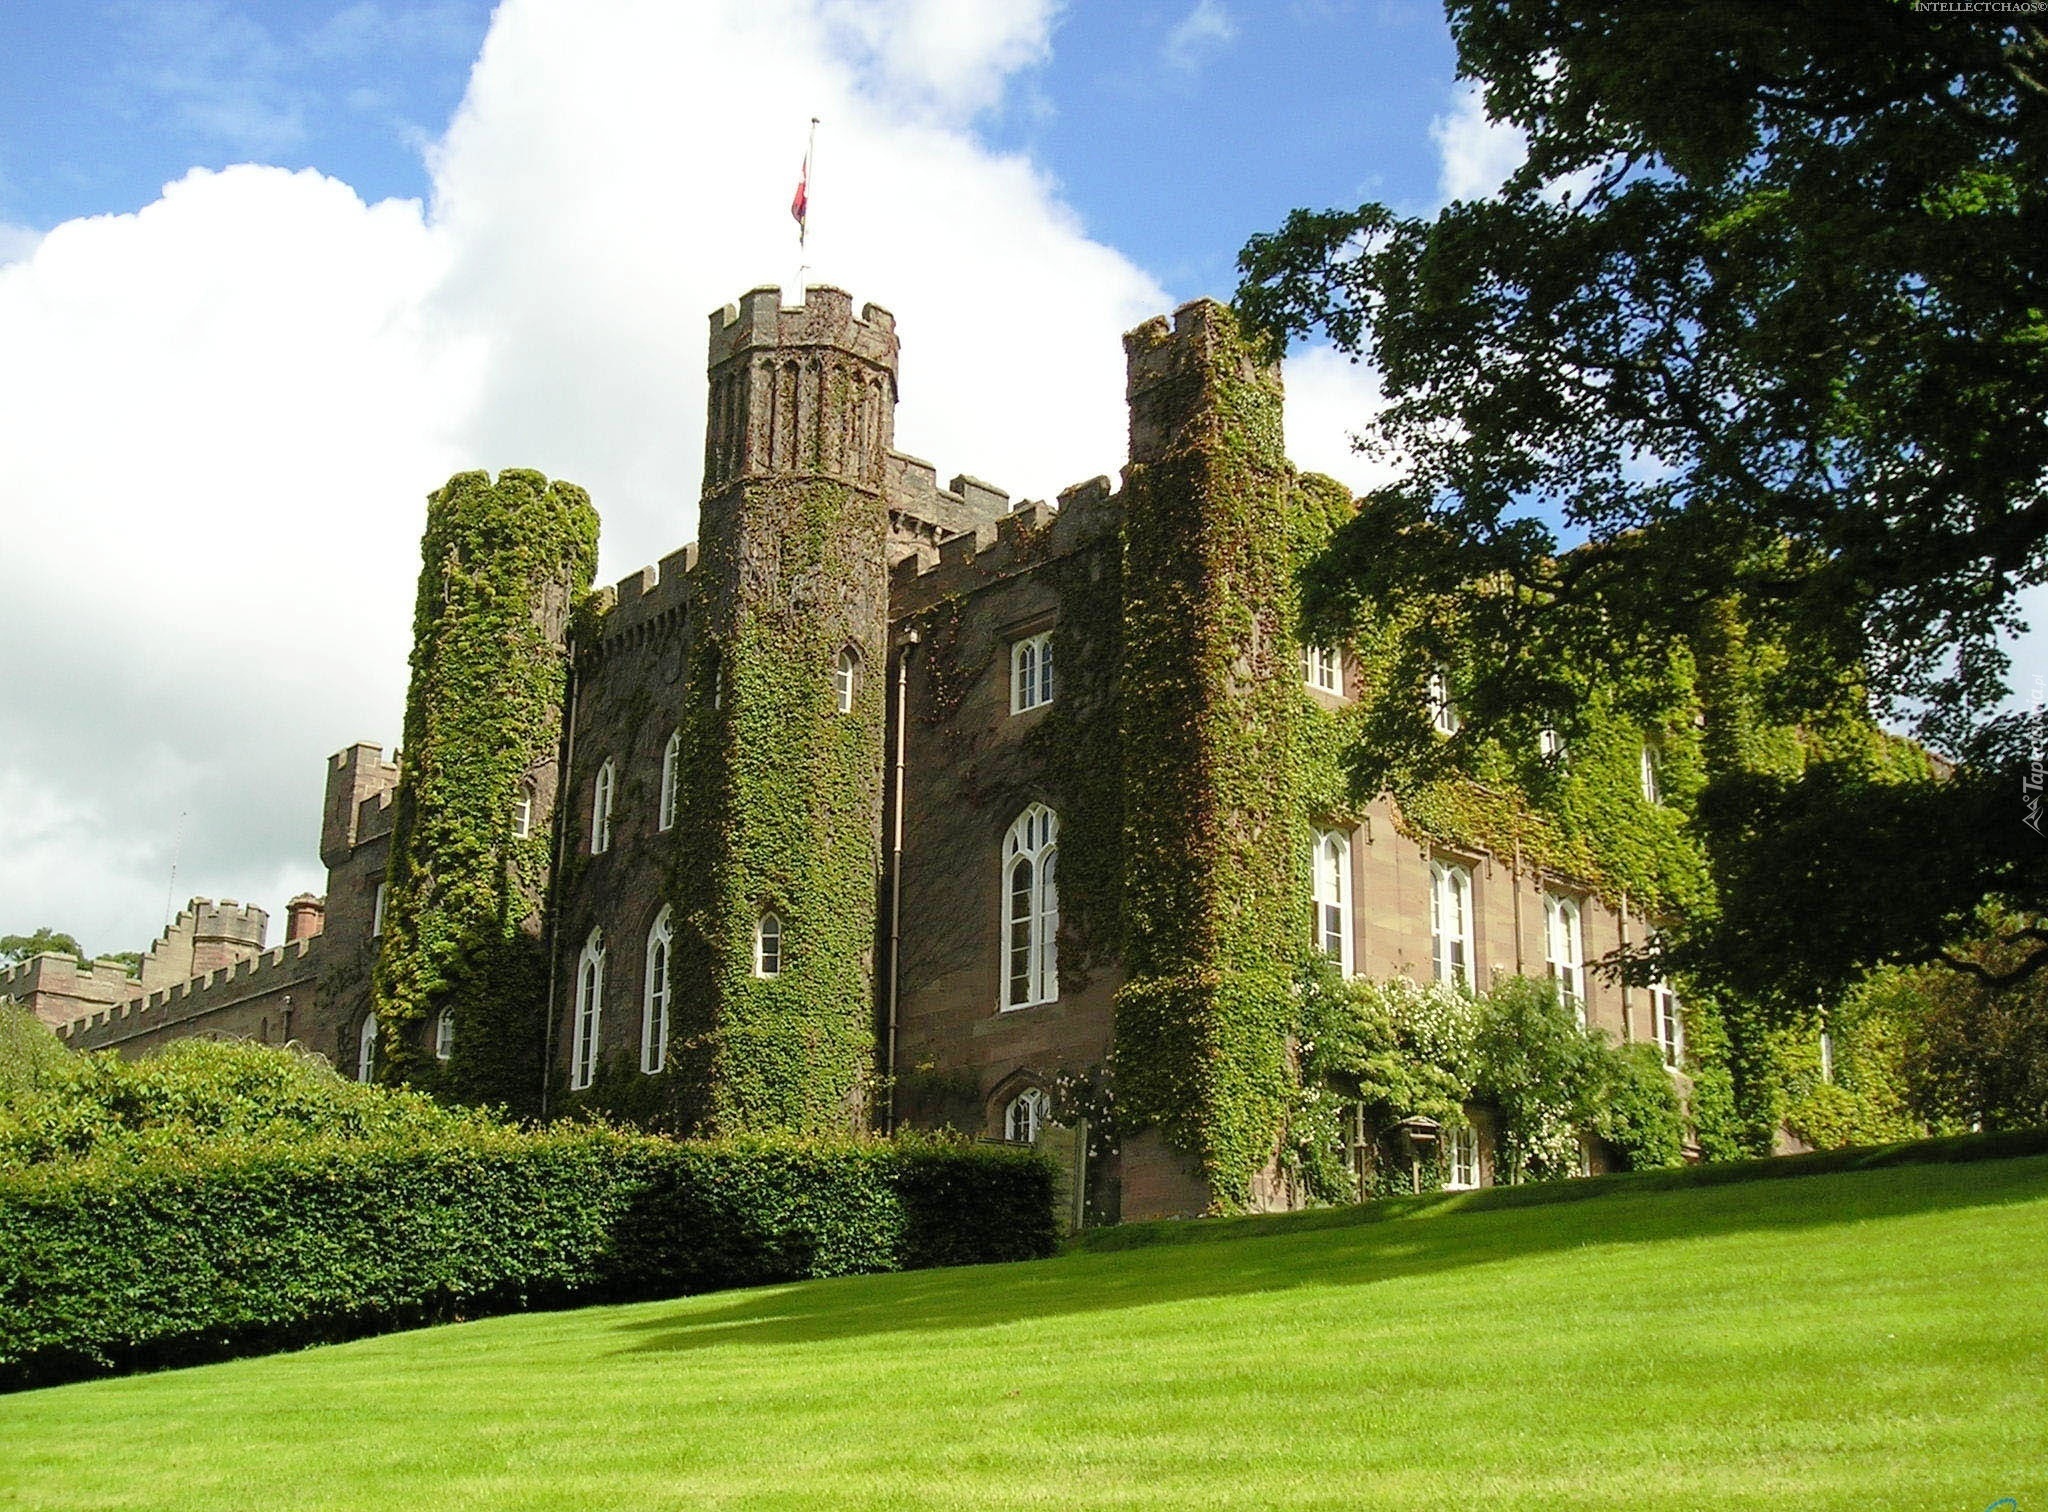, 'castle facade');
11,287,1691,1219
